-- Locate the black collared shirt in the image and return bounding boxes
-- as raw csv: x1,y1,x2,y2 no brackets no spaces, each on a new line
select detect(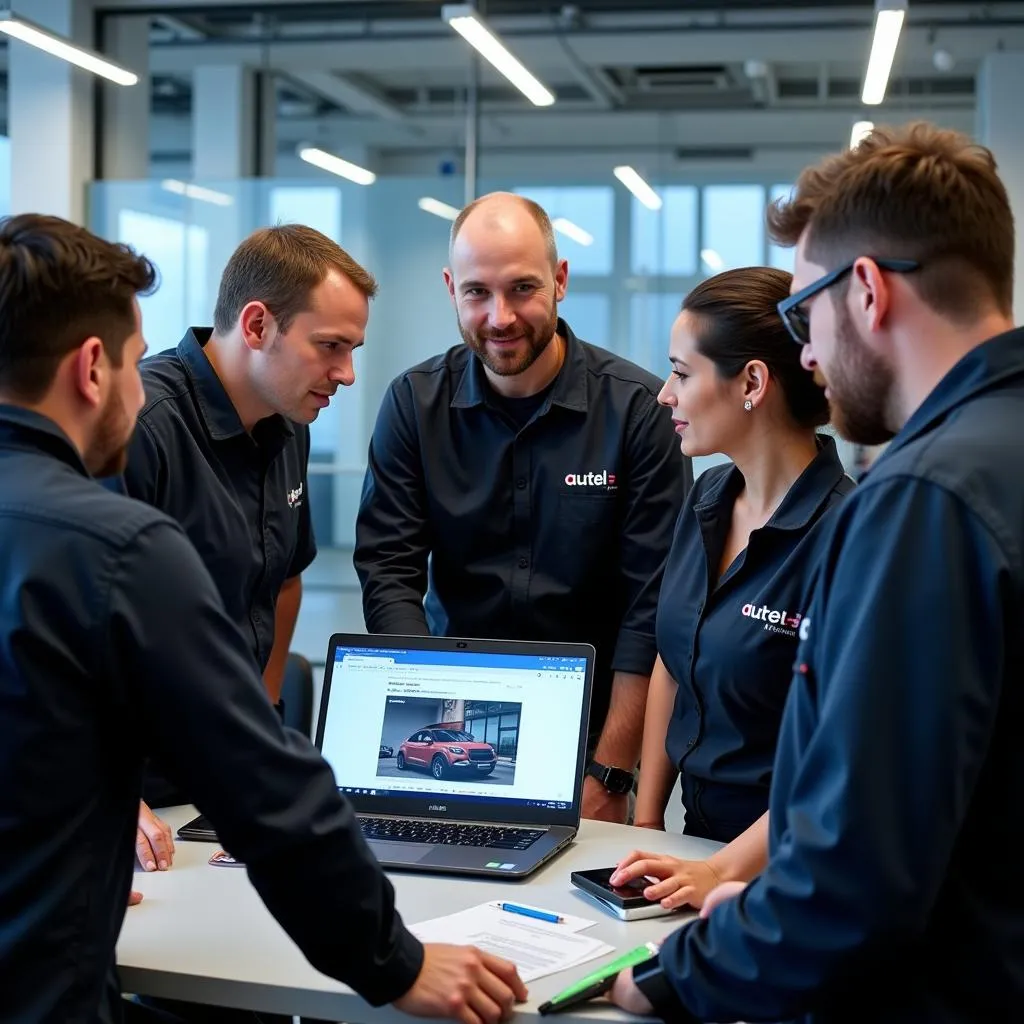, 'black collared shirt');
0,408,421,1023
122,328,317,672
658,327,1024,1023
355,321,689,739
658,436,853,840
